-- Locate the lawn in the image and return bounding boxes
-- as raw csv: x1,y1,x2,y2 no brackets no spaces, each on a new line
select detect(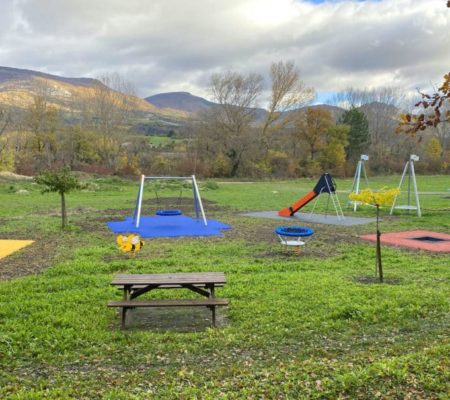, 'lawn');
0,175,449,399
